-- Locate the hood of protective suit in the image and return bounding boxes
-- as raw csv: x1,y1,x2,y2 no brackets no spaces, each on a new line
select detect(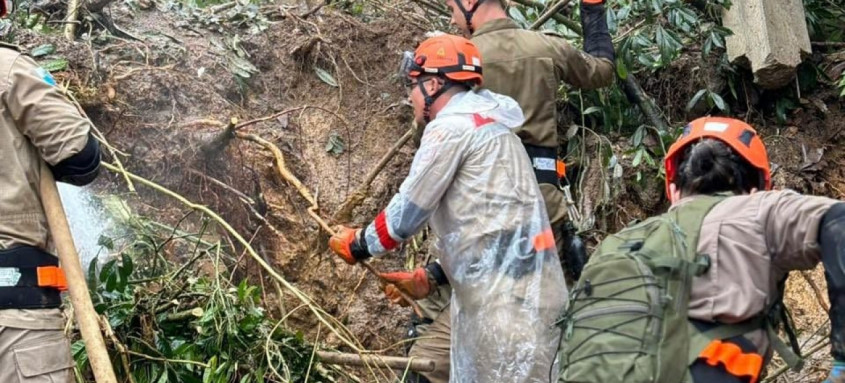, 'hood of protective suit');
436,88,525,130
